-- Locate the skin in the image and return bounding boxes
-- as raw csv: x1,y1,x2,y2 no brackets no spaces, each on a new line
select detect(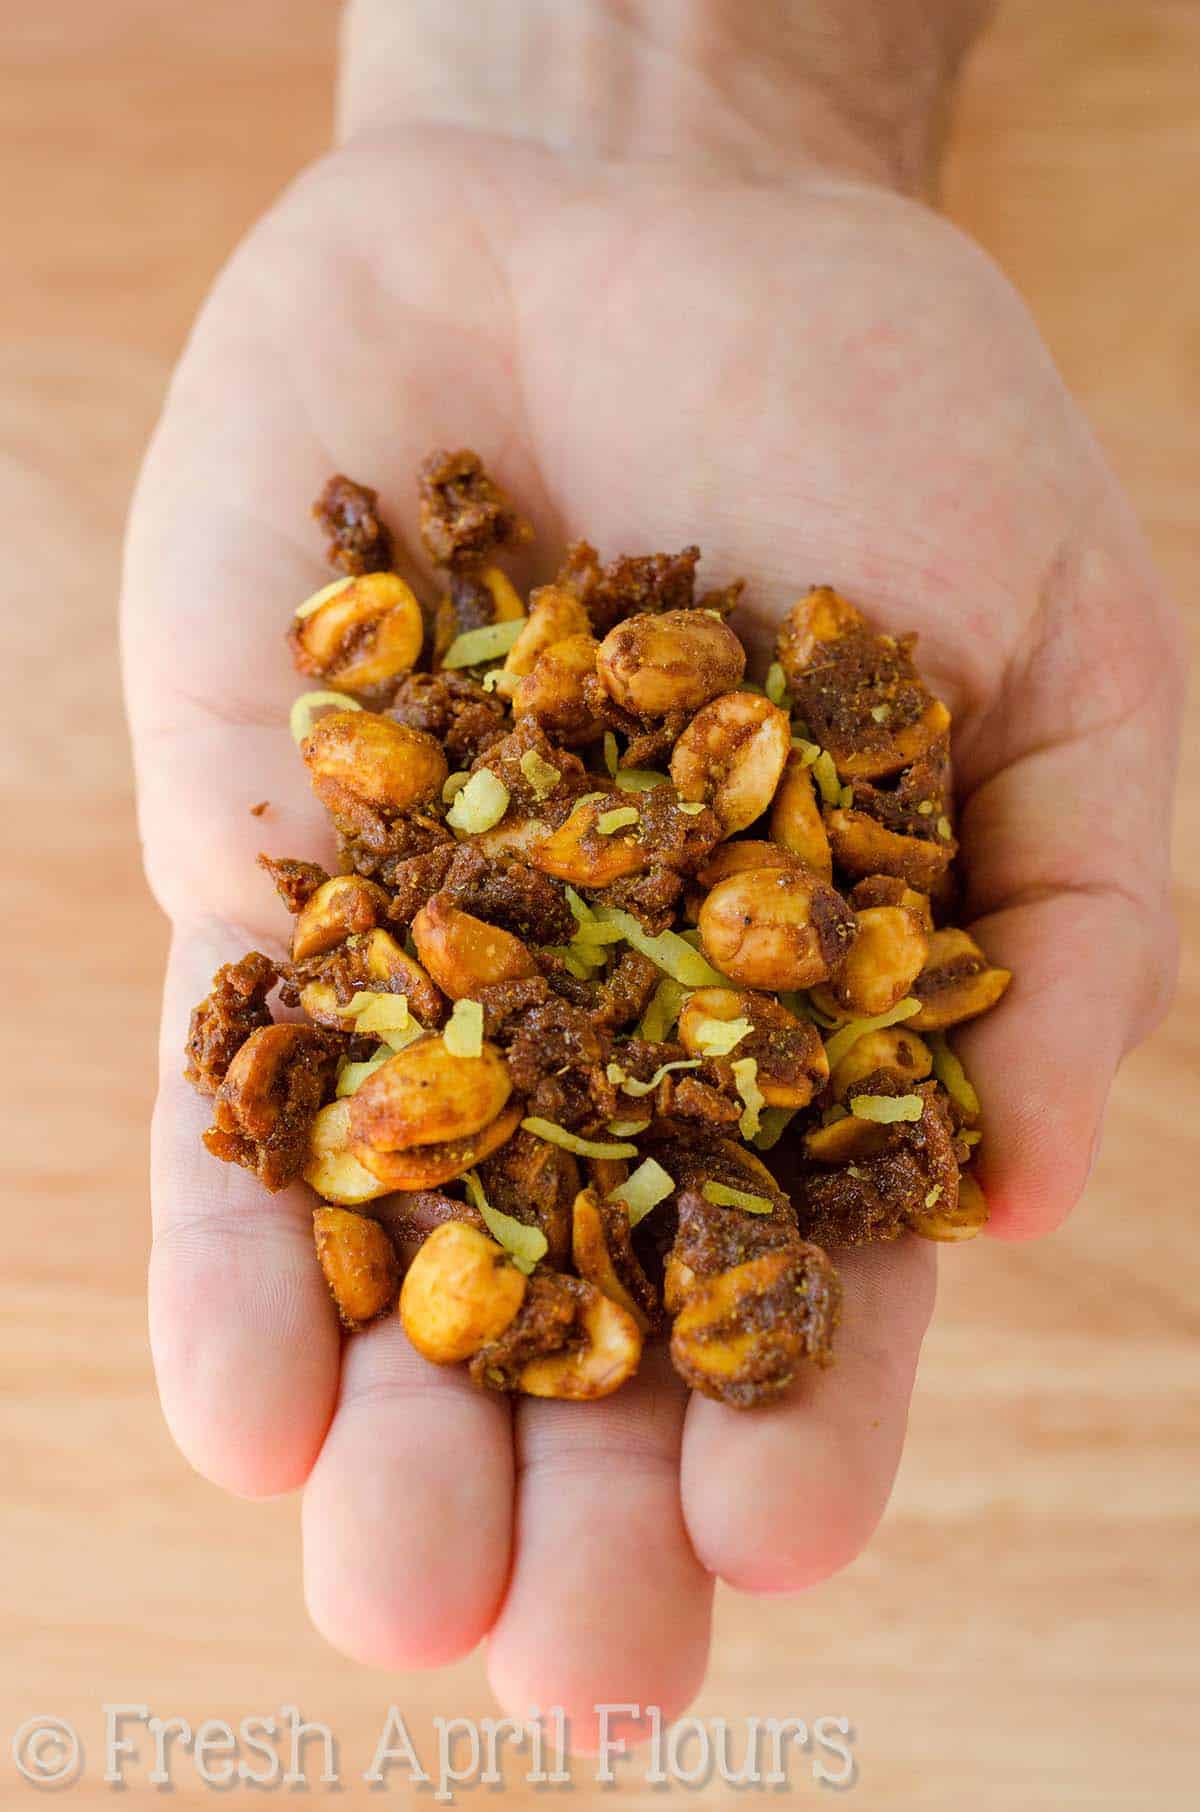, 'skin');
123,0,1182,1752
